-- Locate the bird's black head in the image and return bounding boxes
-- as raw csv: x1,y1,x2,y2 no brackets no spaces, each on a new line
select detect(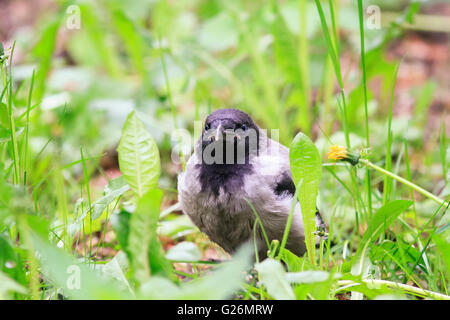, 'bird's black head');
196,109,260,196
200,109,260,166
204,108,257,132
